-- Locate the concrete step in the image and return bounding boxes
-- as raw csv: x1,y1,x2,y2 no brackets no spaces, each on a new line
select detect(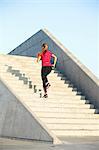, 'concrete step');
0,55,35,60
23,73,65,80
48,87,76,93
53,130,99,137
13,89,78,96
43,91,77,96
15,66,41,71
26,101,92,109
29,107,95,113
17,93,87,102
23,101,91,109
17,92,85,100
9,82,74,92
35,112,99,119
17,75,69,84
15,98,89,108
15,58,37,61
33,98,89,104
0,59,33,62
0,59,33,63
0,65,40,70
14,92,81,102
47,124,99,130
40,118,99,124
0,64,40,71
